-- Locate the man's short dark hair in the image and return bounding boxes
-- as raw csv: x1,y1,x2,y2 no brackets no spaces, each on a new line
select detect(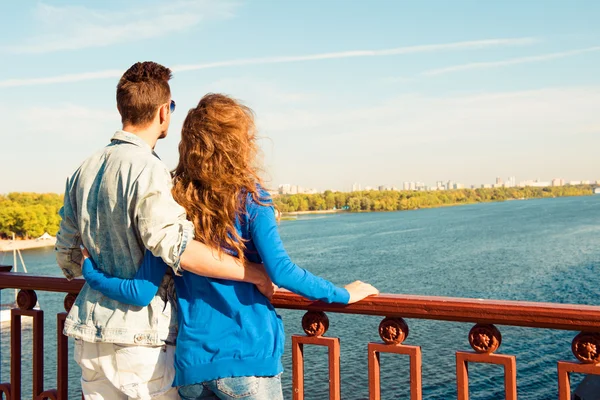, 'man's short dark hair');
117,62,172,126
